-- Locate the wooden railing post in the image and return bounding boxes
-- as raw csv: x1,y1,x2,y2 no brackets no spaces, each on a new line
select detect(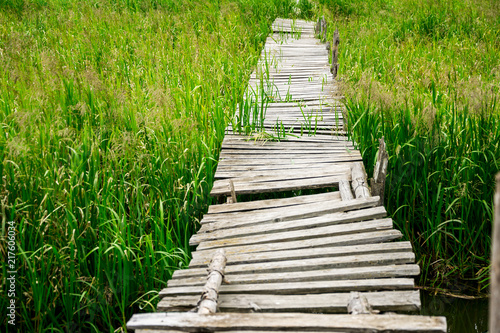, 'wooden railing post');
351,162,371,199
370,137,389,205
197,249,227,314
331,28,340,78
227,180,237,204
491,173,500,333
